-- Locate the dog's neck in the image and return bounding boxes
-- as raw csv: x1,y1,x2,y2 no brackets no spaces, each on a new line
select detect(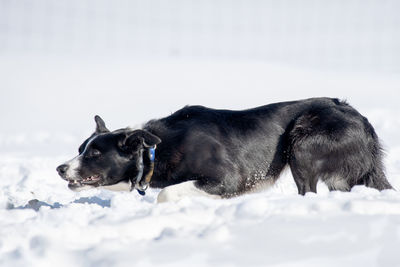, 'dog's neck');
131,146,156,195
